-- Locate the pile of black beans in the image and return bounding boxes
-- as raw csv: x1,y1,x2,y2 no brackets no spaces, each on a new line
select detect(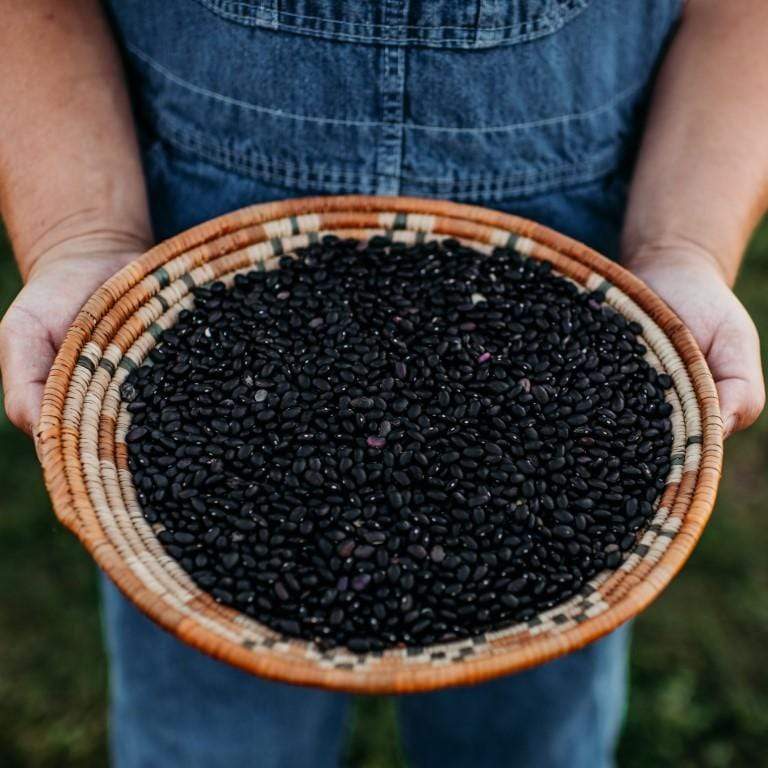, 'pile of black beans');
124,236,673,653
